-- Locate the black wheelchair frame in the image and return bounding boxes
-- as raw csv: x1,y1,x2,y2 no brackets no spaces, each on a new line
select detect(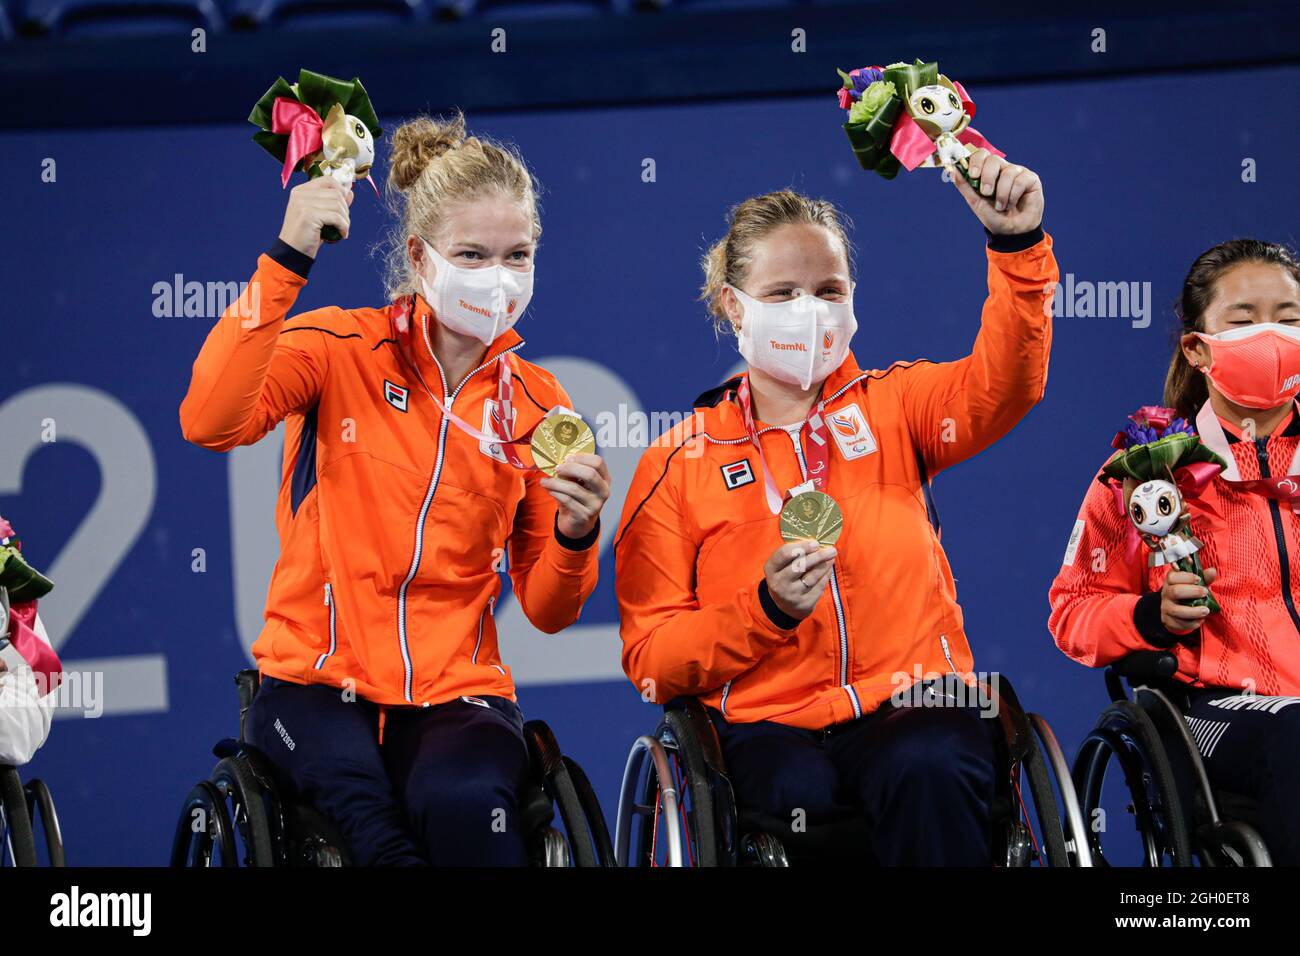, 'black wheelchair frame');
1072,649,1272,867
170,669,615,867
0,763,65,867
614,676,1091,867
